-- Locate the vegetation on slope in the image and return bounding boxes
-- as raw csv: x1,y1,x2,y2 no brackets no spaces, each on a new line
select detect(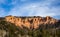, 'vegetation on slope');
0,19,60,37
